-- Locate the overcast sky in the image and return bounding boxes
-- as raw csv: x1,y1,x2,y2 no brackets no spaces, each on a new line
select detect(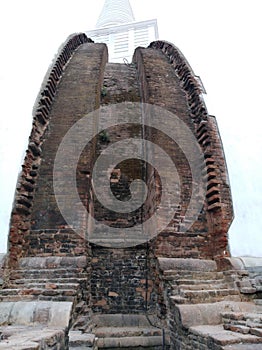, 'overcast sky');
0,0,261,256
